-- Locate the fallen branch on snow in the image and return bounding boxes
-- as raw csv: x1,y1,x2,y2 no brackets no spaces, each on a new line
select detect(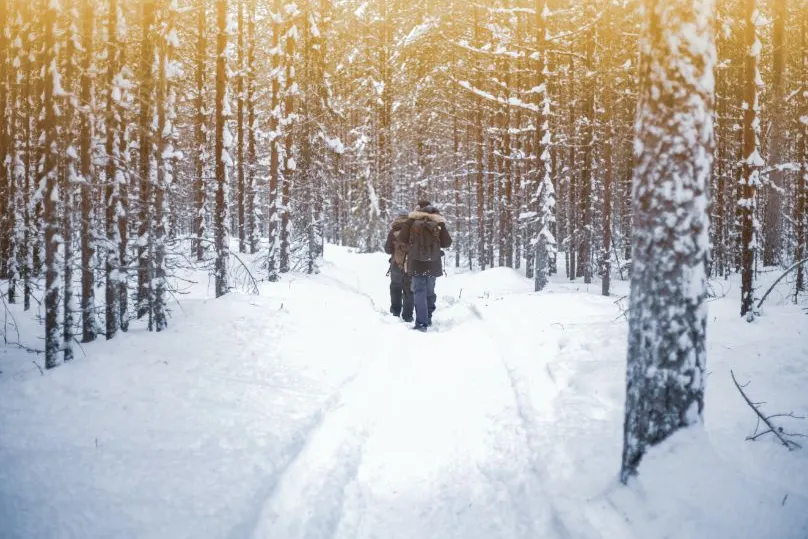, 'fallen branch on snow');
756,256,808,311
731,370,806,451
